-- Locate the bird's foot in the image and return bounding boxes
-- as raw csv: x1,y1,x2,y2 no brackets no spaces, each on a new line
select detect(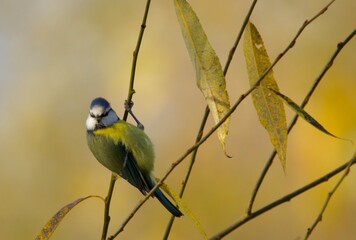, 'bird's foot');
124,100,144,130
